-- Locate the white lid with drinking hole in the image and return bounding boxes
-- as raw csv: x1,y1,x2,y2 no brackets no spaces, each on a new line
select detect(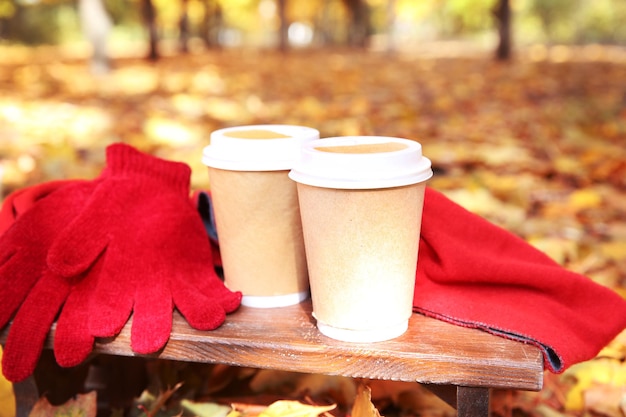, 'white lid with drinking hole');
202,125,320,171
288,136,433,189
